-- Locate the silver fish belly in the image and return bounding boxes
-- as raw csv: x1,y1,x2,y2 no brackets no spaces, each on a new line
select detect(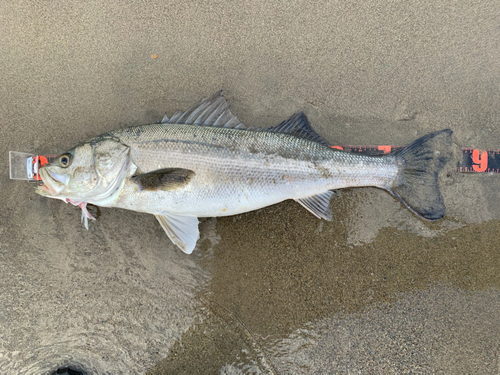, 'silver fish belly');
37,92,452,254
